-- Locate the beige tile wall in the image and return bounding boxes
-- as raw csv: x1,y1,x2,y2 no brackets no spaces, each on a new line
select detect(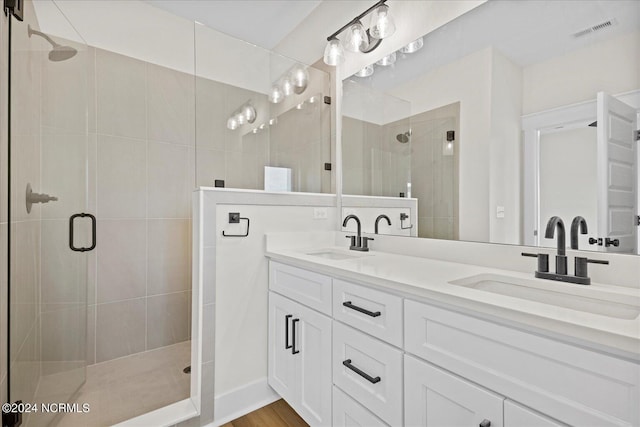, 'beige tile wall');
89,48,194,364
